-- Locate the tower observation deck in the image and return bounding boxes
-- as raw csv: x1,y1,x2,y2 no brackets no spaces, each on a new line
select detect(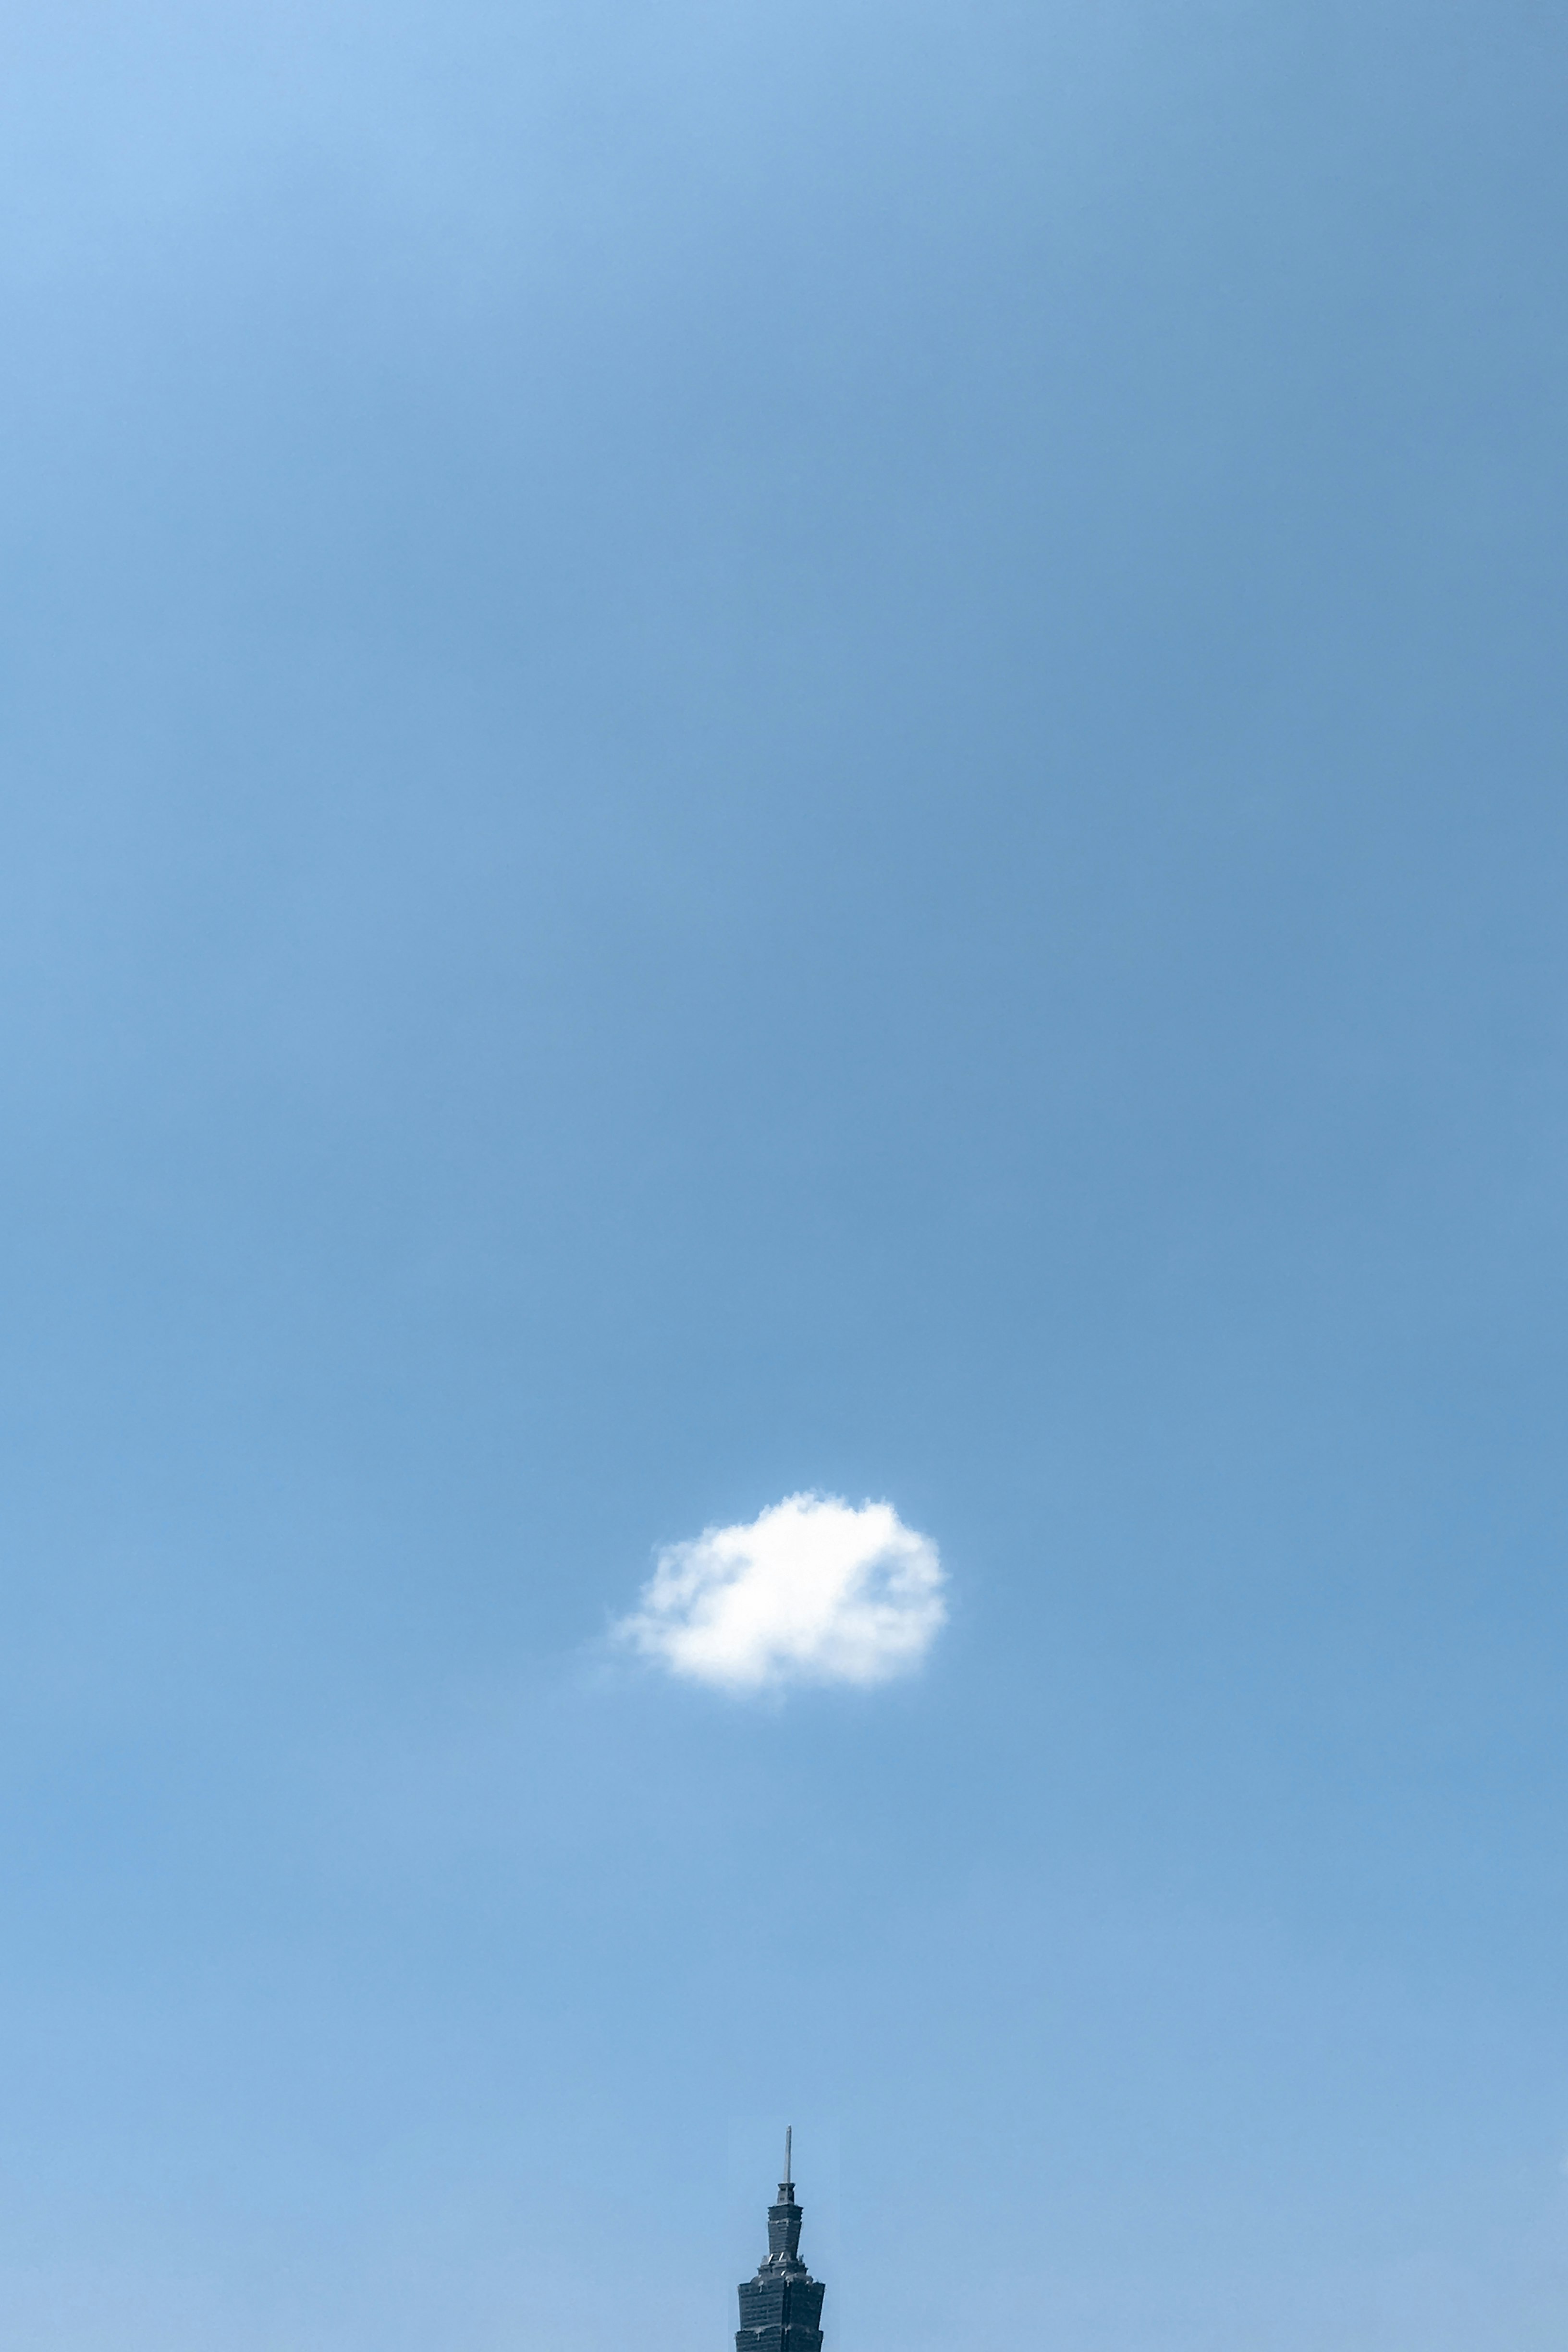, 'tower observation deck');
736,2131,825,2352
